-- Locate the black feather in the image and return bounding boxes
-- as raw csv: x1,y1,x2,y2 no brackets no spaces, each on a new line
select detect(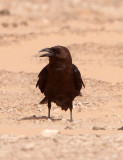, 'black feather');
36,65,48,93
73,64,85,90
